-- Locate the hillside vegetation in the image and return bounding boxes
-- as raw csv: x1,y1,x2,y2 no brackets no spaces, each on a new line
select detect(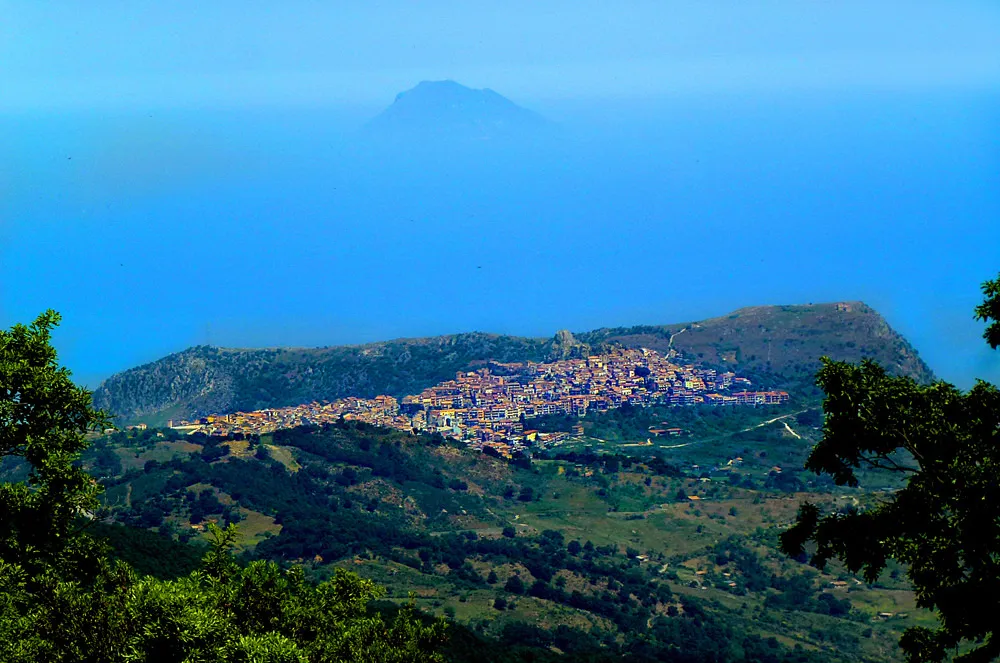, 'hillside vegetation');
93,302,934,425
65,417,932,663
